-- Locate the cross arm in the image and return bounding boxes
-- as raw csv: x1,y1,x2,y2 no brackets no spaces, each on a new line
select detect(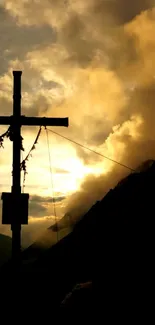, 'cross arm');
0,116,69,127
0,116,12,125
21,116,69,127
